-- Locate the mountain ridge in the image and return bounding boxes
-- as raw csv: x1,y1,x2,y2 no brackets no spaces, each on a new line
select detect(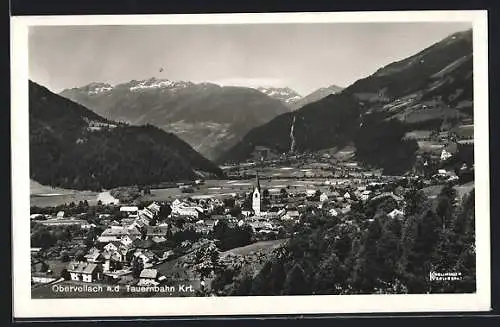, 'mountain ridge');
59,78,291,161
220,29,474,174
30,80,223,191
